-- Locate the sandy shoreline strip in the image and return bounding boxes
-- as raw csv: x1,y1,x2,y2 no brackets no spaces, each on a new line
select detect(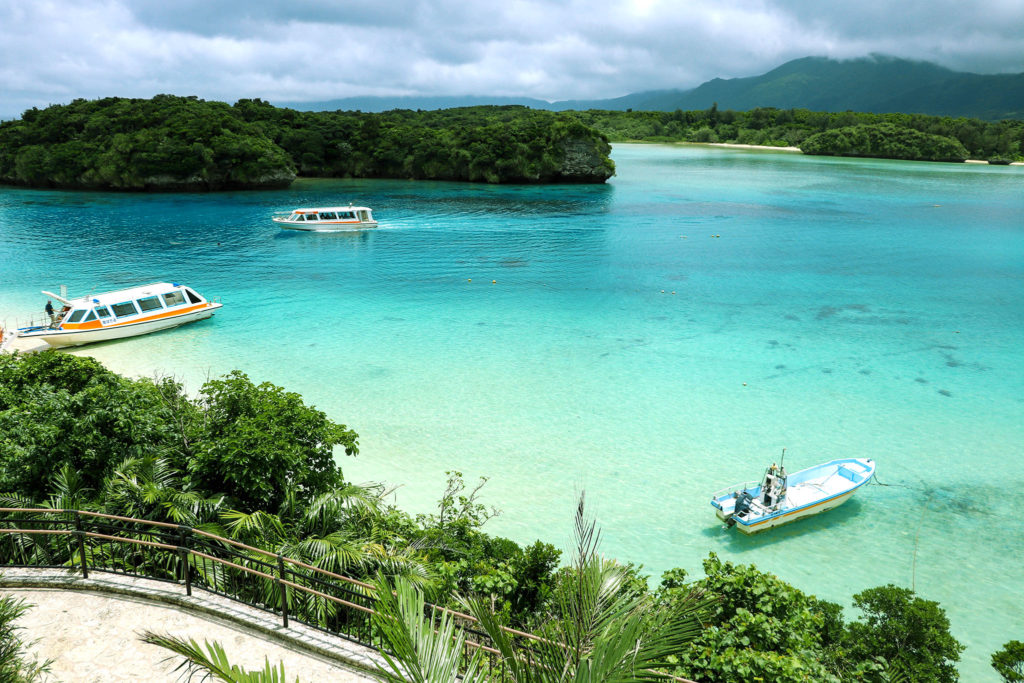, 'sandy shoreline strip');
704,142,801,152
662,141,1023,164
0,330,50,355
